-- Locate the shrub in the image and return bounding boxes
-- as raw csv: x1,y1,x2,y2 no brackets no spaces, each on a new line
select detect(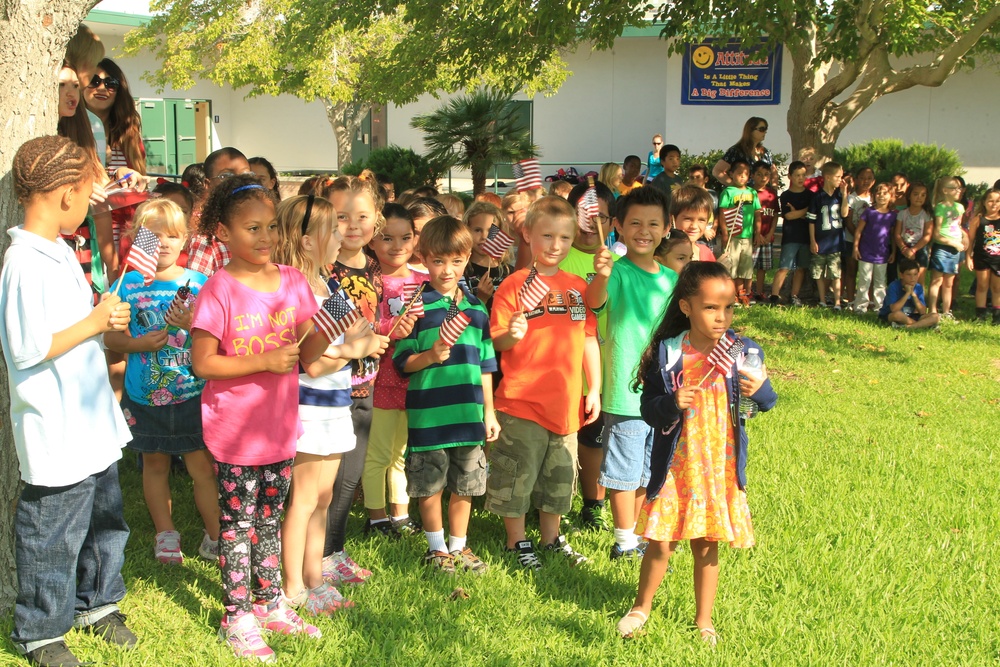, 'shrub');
677,149,789,191
833,139,964,188
340,145,448,194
